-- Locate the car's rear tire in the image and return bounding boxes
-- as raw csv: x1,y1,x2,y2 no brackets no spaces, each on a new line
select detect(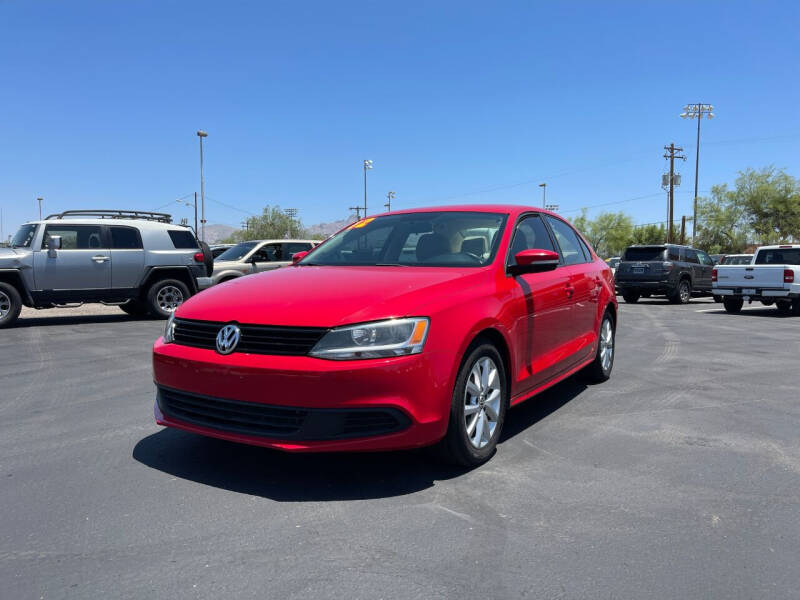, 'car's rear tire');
437,342,508,467
669,279,692,304
582,310,615,383
712,294,722,303
119,299,150,318
792,299,800,316
0,282,23,328
776,300,792,315
723,297,743,314
622,292,640,303
146,279,190,319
